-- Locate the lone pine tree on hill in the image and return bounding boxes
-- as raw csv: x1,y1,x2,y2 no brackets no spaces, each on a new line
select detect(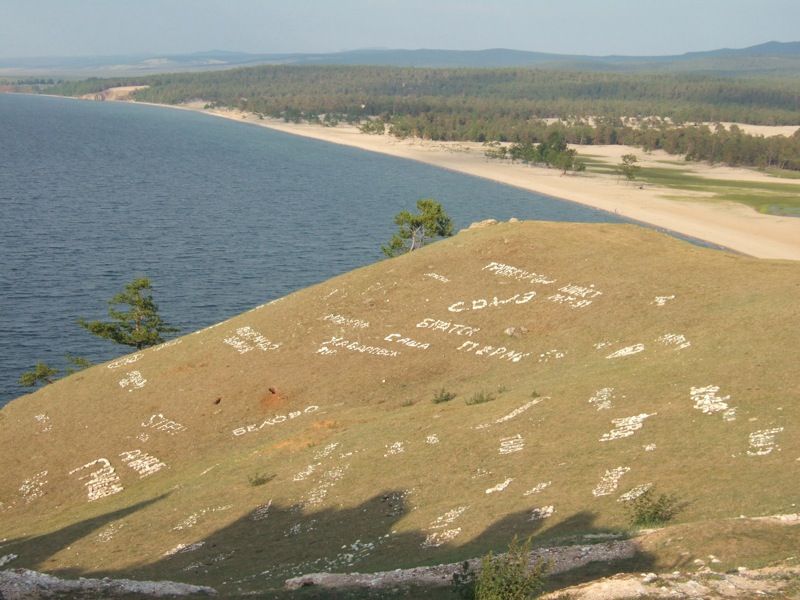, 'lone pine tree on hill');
79,277,179,350
382,198,454,257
